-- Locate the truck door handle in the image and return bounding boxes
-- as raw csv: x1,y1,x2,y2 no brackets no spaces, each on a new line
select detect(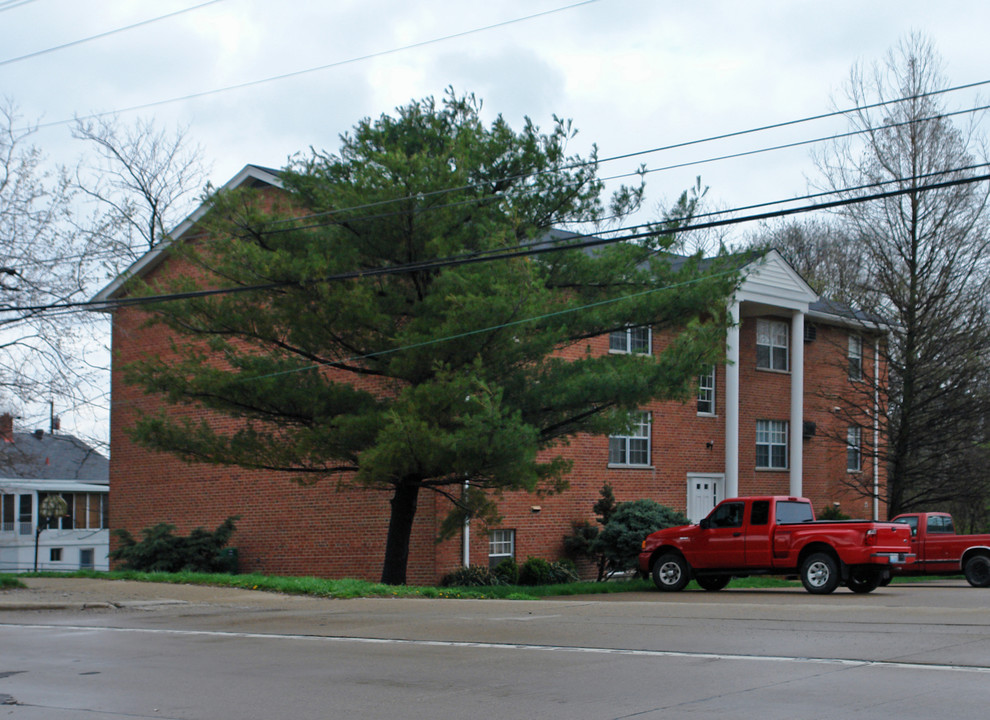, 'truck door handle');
733,532,742,537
